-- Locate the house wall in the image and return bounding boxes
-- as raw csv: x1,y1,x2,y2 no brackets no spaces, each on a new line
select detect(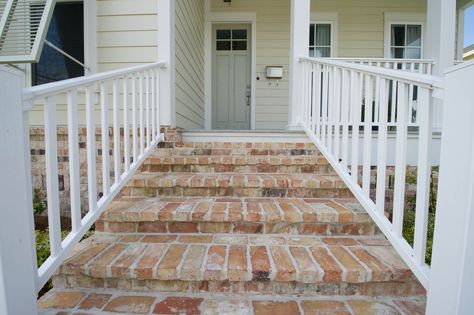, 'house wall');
175,0,206,129
209,0,427,130
96,0,158,72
